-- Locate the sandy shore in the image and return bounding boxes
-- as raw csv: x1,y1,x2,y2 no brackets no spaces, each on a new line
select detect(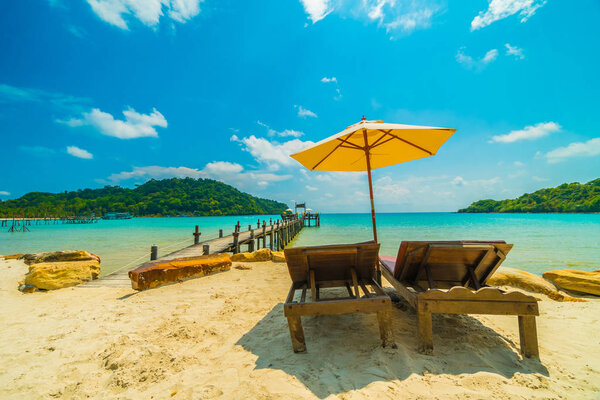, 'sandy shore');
1,258,599,399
